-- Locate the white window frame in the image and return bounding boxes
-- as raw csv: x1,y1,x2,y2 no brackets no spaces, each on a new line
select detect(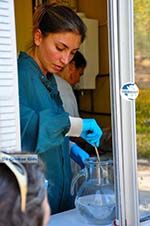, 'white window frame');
108,0,137,225
107,0,150,225
0,0,20,152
